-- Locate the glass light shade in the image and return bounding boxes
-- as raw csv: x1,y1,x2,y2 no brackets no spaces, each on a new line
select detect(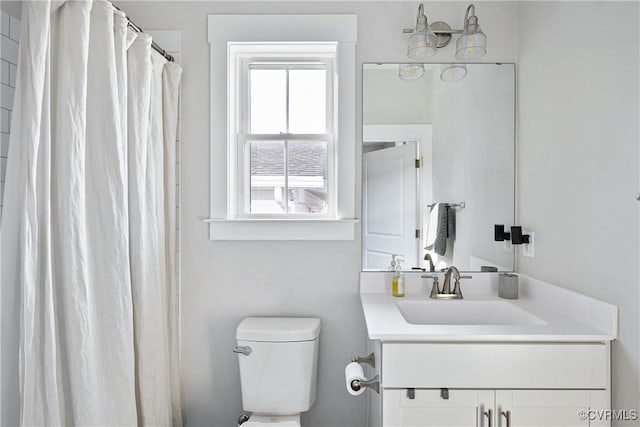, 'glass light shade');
407,29,437,59
440,64,467,82
399,64,425,81
455,25,487,59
